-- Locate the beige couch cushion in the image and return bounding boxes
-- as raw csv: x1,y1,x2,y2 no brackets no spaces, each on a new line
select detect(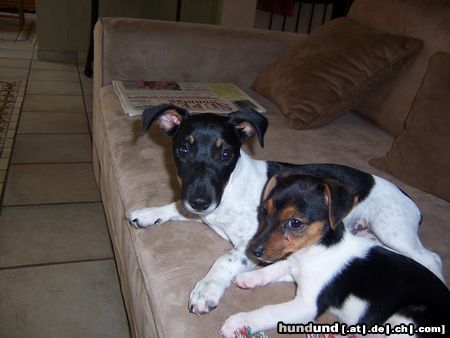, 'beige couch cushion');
252,18,422,130
348,0,450,135
98,18,303,91
370,52,450,202
95,84,450,337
